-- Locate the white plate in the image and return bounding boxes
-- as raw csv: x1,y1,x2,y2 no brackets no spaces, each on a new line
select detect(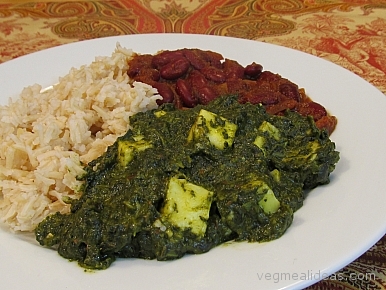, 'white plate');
0,34,385,290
